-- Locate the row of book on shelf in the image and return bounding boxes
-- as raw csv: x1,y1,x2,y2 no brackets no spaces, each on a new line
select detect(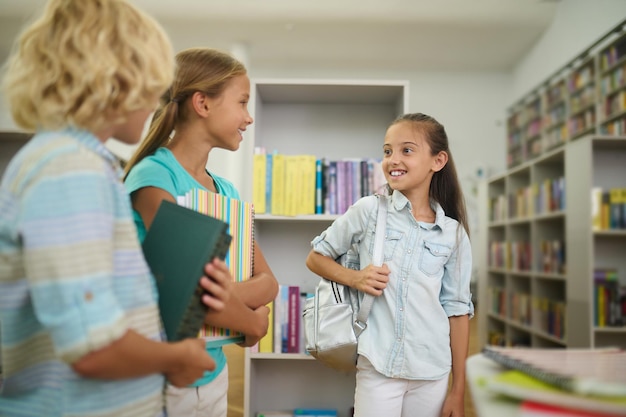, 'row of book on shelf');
488,239,565,274
251,284,313,355
594,268,626,327
592,187,626,230
252,148,386,216
488,288,566,340
256,409,341,417
489,177,565,222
